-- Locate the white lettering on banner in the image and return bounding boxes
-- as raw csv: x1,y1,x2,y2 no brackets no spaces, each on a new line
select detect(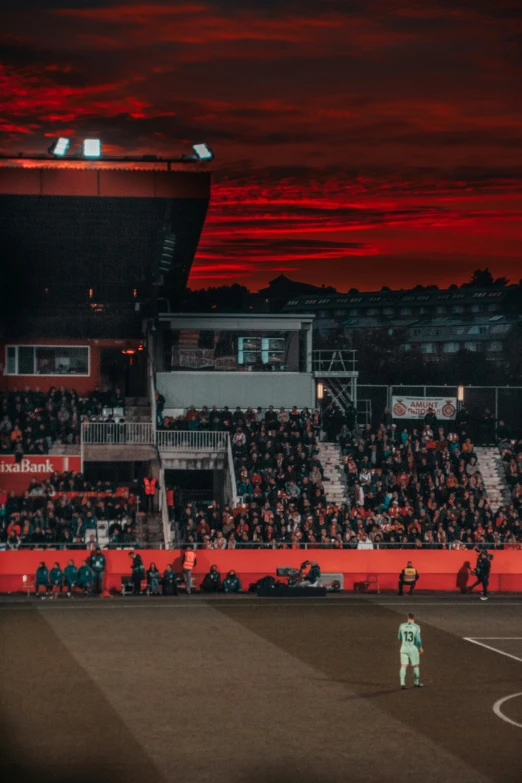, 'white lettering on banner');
0,458,55,473
392,396,457,420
